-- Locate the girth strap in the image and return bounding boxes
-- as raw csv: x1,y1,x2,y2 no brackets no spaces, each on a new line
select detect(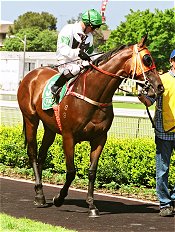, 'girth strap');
69,91,112,108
